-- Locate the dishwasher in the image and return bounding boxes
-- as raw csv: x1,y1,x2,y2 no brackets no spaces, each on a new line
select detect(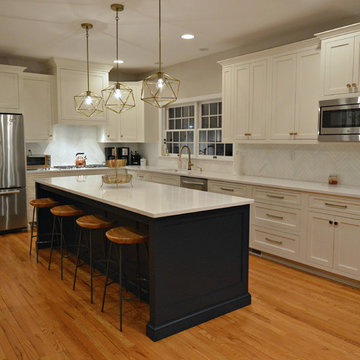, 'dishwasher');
180,176,208,191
